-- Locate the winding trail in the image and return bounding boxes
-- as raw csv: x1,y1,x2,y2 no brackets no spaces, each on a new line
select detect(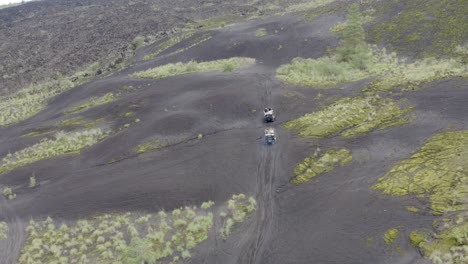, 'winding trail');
238,72,279,264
